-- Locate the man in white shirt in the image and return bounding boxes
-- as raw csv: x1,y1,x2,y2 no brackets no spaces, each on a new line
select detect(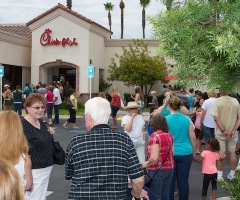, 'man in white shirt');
201,90,217,143
52,83,62,124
